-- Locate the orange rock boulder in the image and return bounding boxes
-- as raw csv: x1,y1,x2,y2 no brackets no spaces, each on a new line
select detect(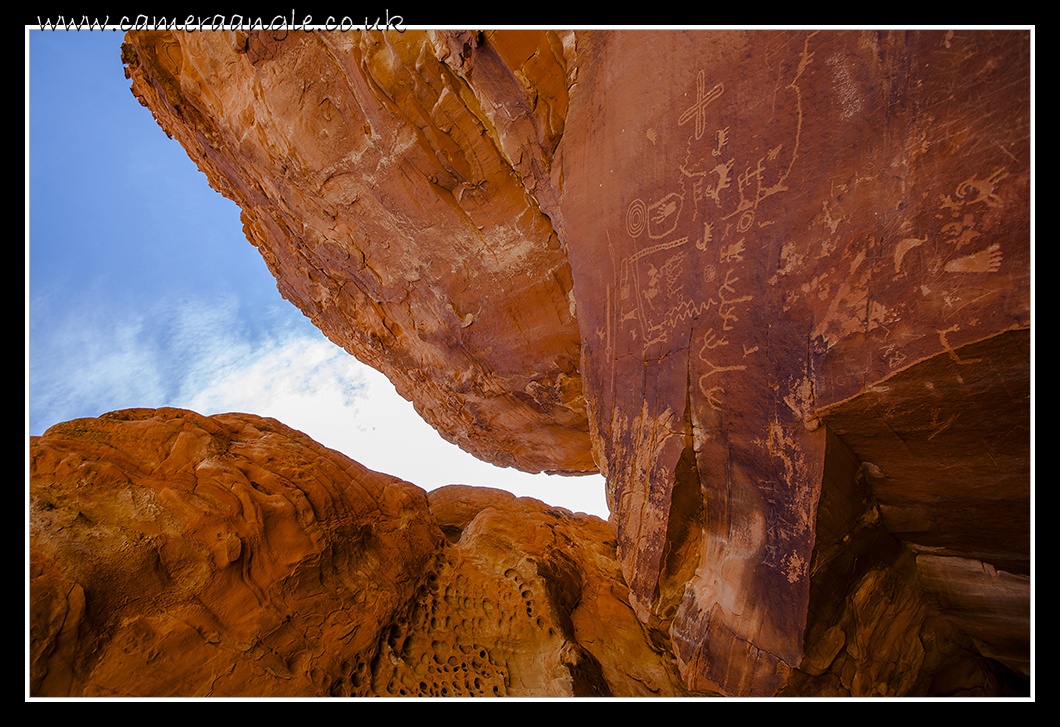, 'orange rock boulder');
30,408,443,697
30,409,685,697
